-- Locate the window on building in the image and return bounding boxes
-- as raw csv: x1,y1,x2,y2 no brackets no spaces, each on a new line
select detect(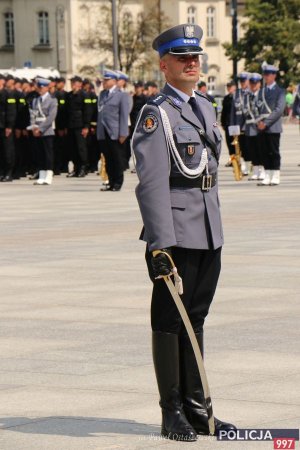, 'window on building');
207,6,216,38
207,75,216,92
38,11,50,45
187,6,196,24
4,12,14,46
